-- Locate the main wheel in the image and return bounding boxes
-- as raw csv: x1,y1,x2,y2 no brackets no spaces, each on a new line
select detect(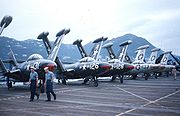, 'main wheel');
132,75,137,79
7,81,12,89
111,76,116,81
93,79,98,87
92,77,98,87
119,75,123,83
